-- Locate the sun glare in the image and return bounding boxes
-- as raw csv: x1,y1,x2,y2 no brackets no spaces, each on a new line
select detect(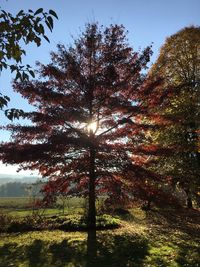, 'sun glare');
87,121,97,133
